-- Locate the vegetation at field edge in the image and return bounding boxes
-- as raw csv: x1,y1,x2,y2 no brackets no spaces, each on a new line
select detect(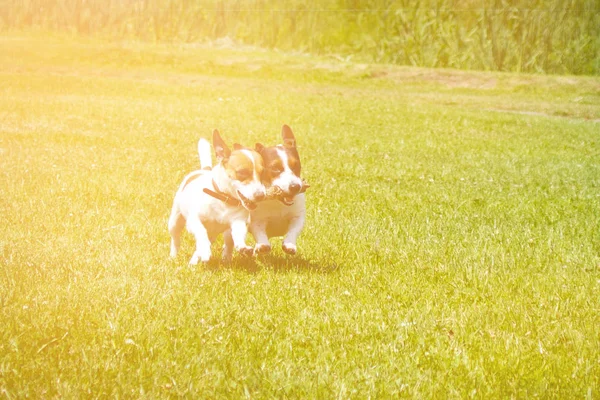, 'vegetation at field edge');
1,0,599,75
